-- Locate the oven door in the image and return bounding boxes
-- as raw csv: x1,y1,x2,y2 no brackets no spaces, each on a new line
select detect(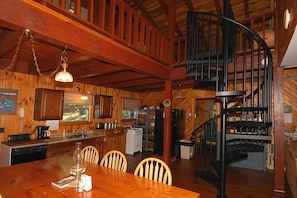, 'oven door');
11,144,48,165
